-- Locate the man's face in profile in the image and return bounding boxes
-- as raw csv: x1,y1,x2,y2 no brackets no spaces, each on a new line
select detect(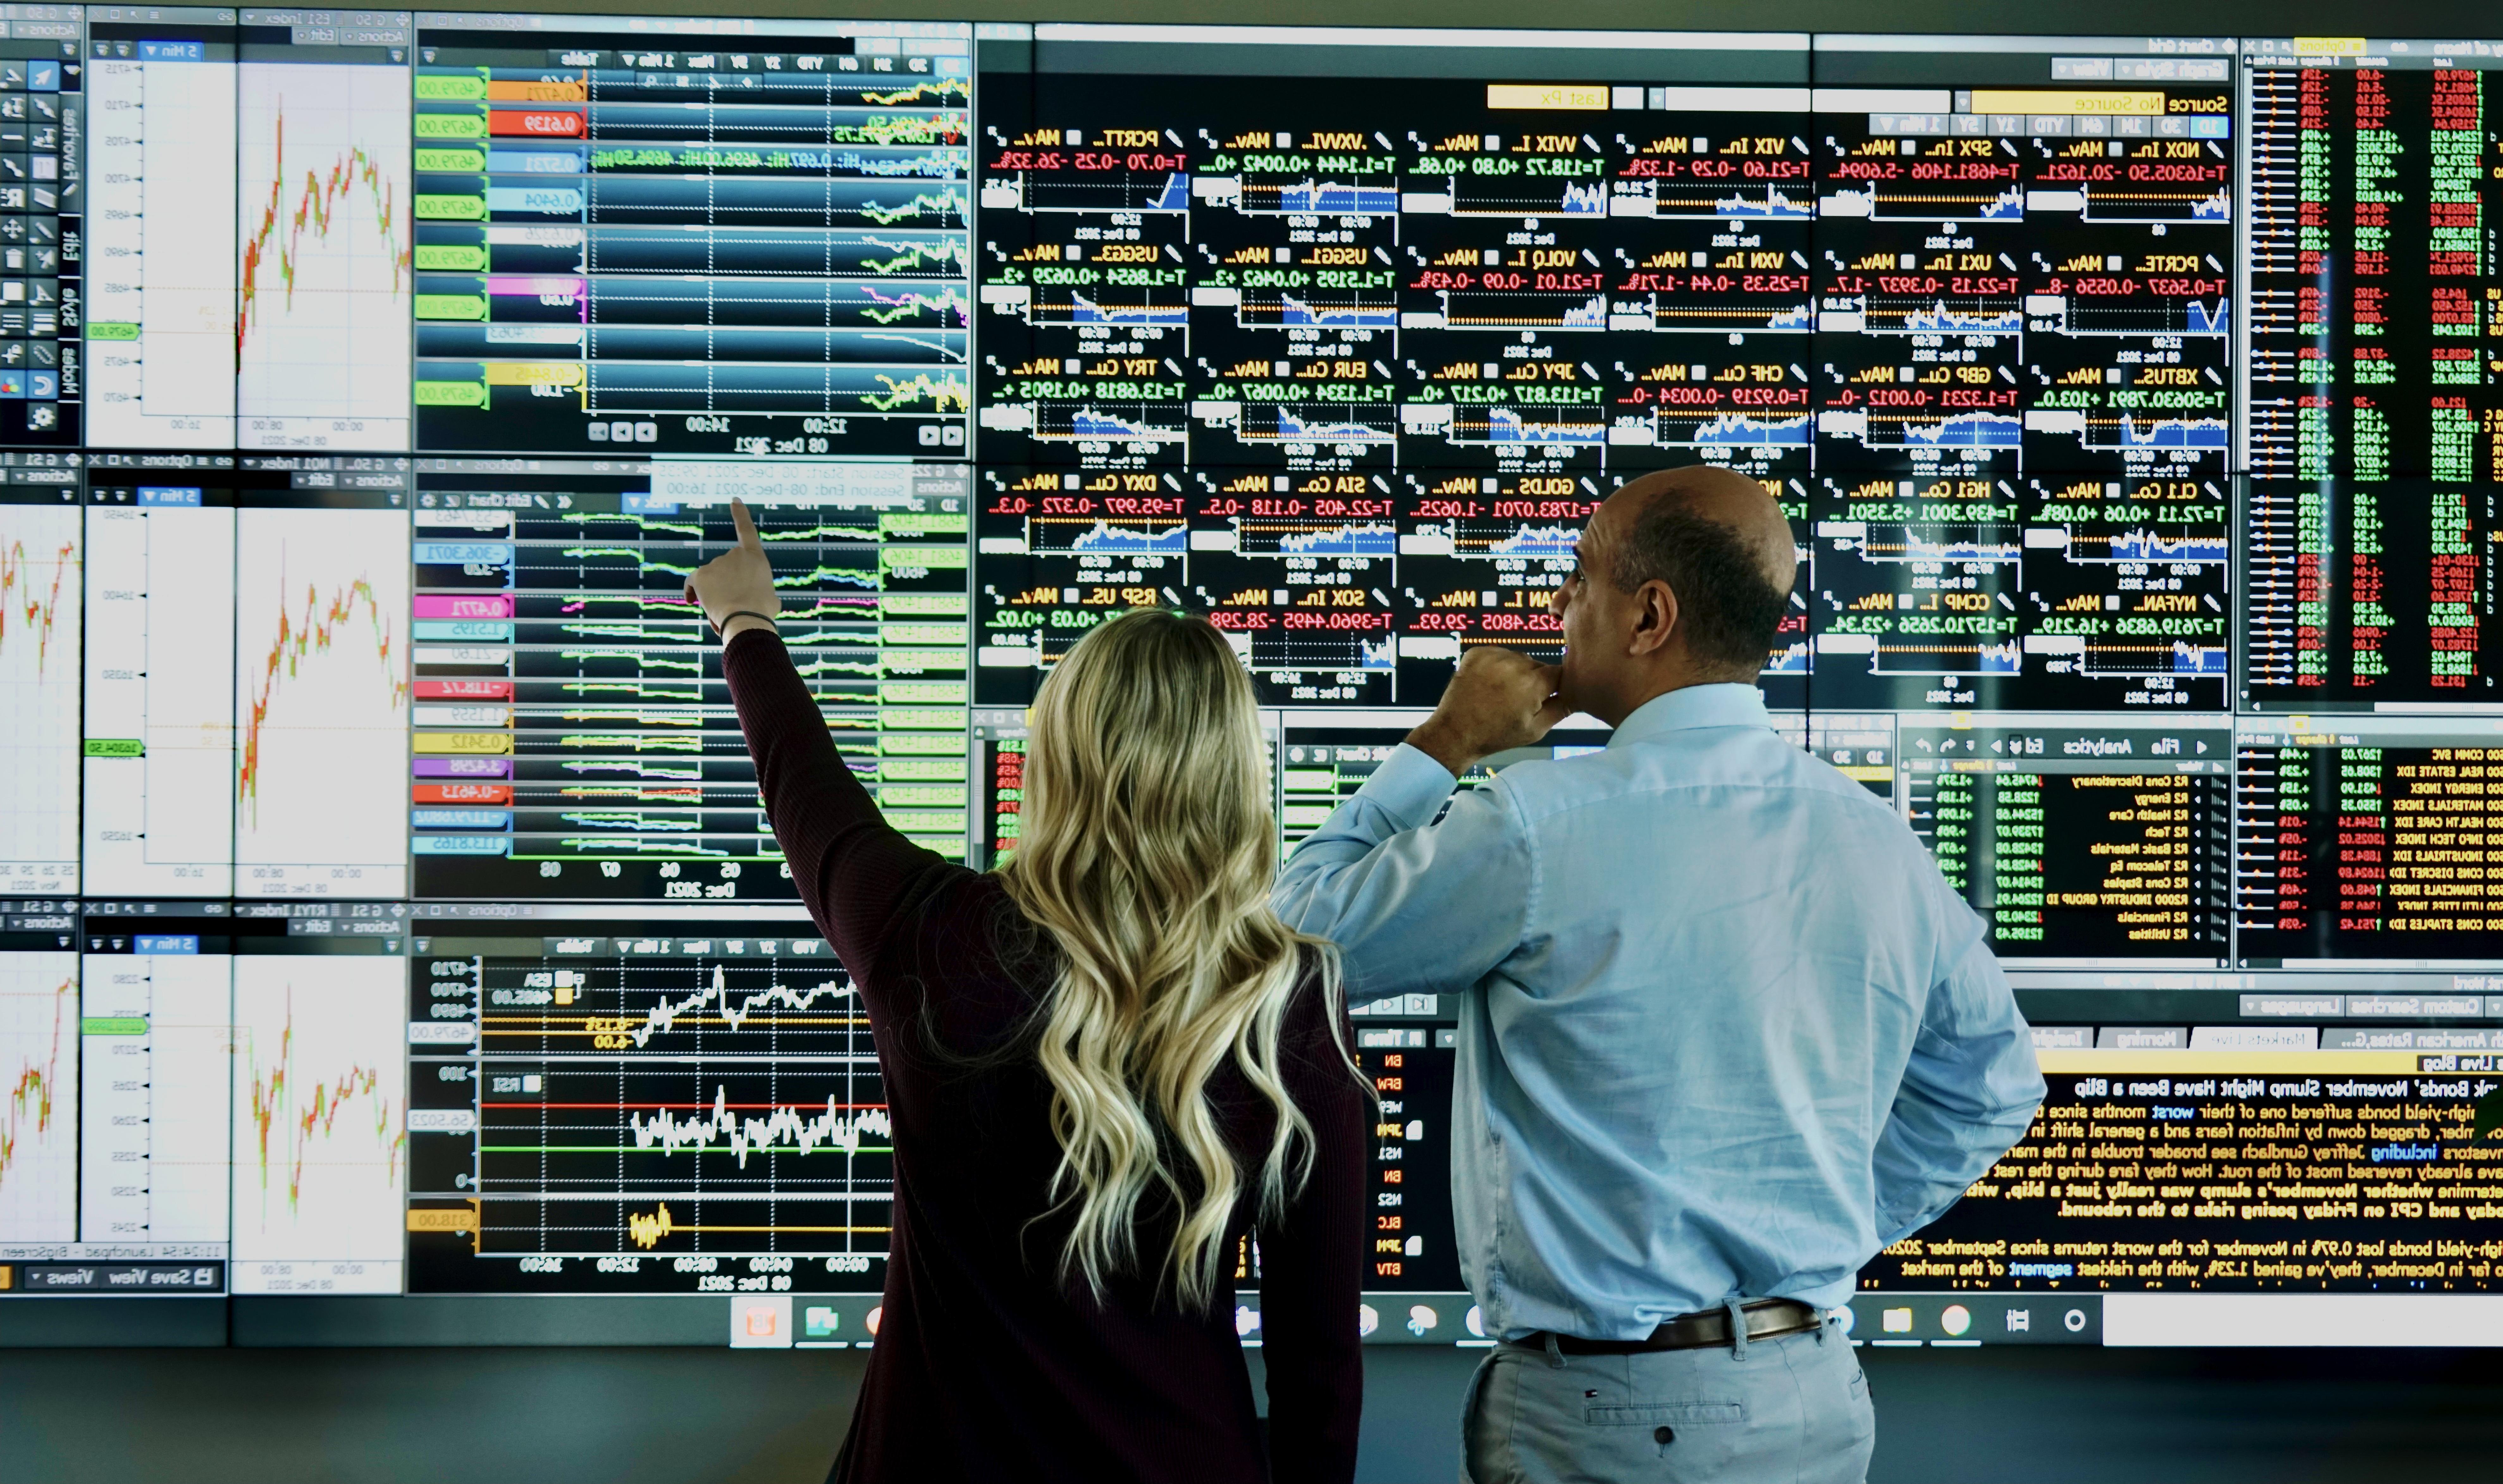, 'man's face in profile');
1549,496,1628,715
